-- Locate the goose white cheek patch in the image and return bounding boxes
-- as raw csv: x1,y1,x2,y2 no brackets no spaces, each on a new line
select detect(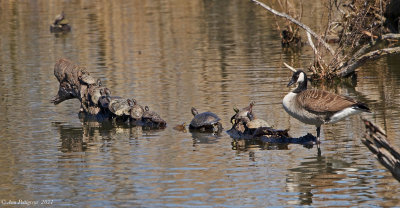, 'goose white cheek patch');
297,72,305,83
